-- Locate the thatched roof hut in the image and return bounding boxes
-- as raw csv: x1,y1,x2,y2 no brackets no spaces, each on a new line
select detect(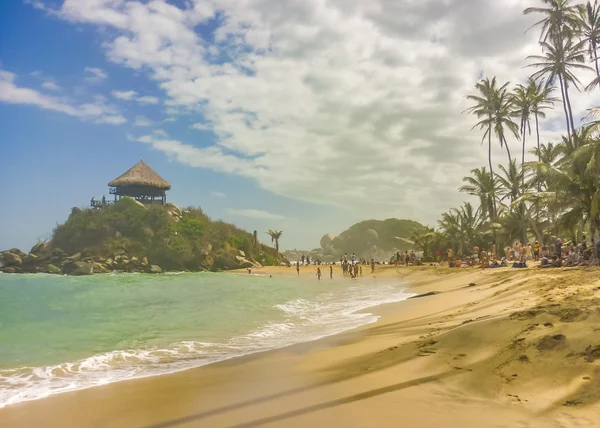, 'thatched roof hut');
108,160,170,205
